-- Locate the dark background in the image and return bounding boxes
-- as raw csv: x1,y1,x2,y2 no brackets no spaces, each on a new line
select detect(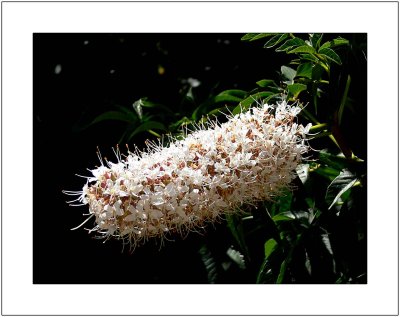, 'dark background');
33,33,290,283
